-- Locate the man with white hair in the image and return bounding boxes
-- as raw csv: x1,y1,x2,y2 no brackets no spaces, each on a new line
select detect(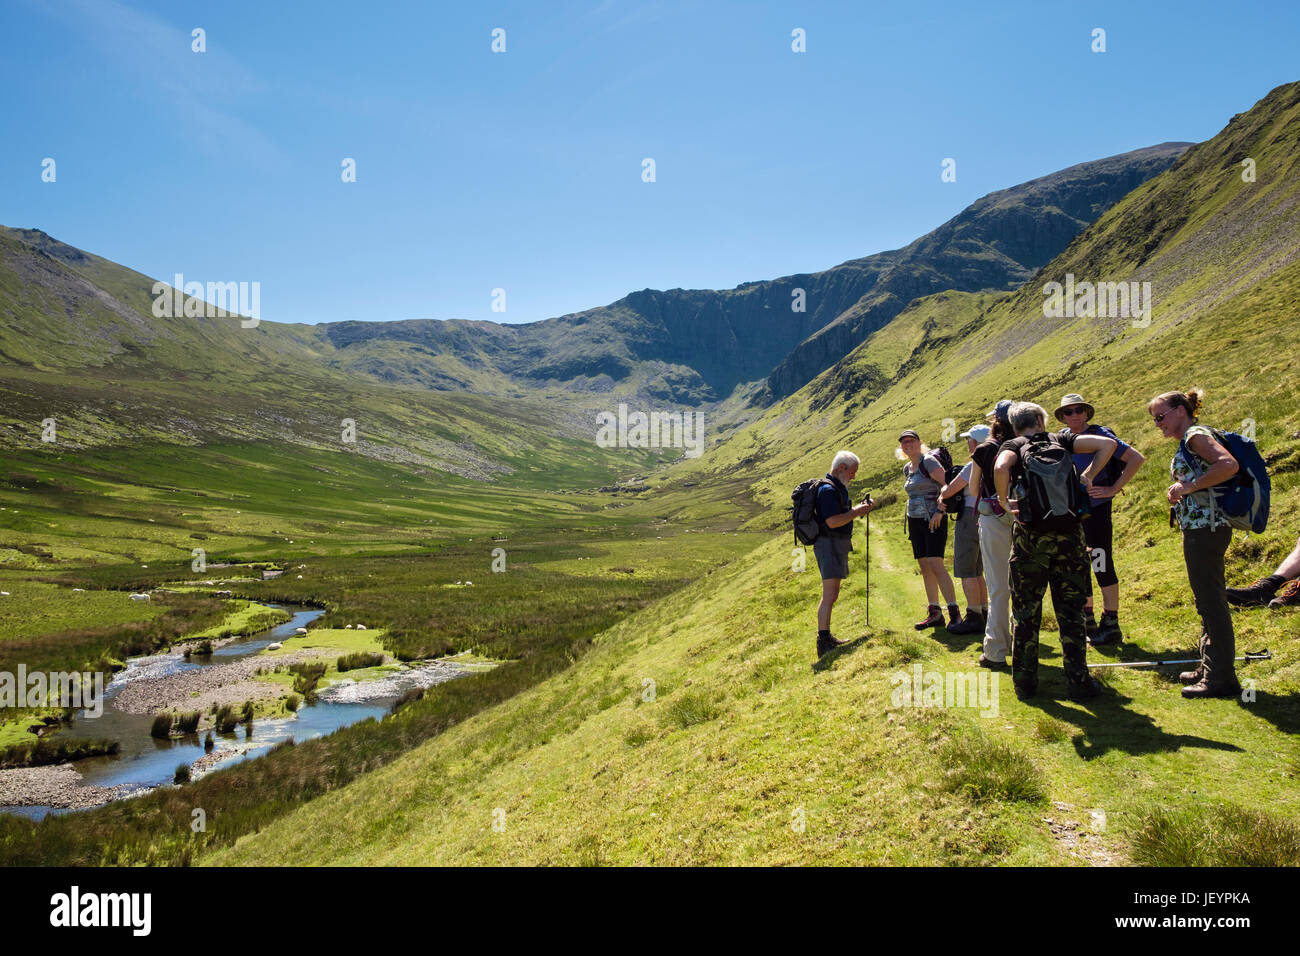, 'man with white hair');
813,450,878,657
994,402,1115,700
